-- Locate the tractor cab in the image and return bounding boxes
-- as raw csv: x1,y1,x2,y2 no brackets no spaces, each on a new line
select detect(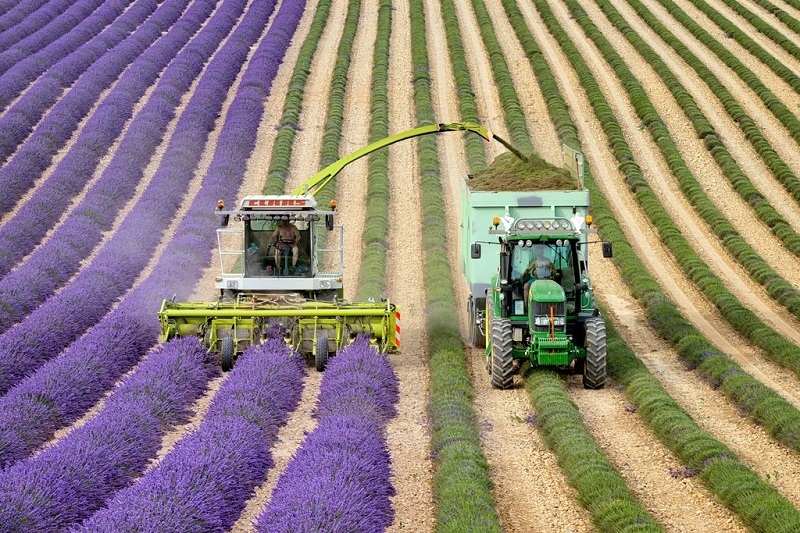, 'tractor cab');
214,195,343,299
